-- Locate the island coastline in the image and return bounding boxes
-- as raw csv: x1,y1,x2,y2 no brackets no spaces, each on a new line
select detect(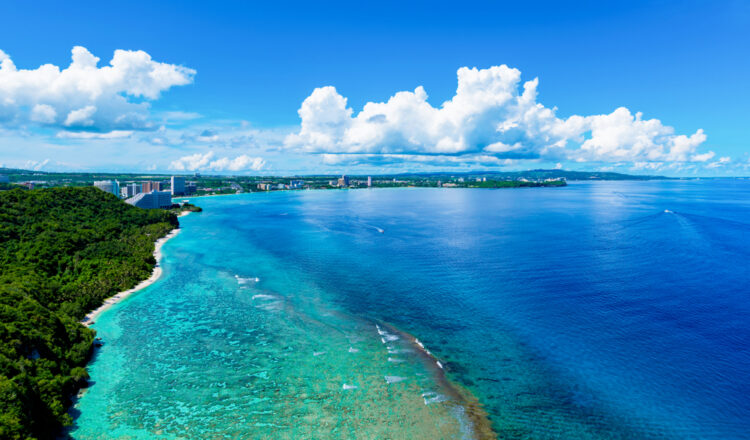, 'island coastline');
81,211,190,327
